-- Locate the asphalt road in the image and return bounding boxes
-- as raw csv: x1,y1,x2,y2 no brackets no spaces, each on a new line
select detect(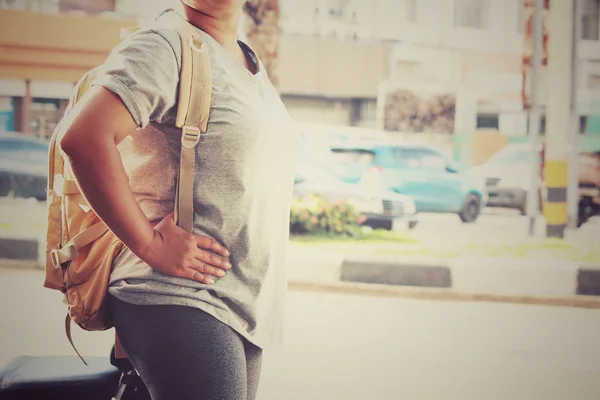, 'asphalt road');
410,209,545,243
1,268,598,400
